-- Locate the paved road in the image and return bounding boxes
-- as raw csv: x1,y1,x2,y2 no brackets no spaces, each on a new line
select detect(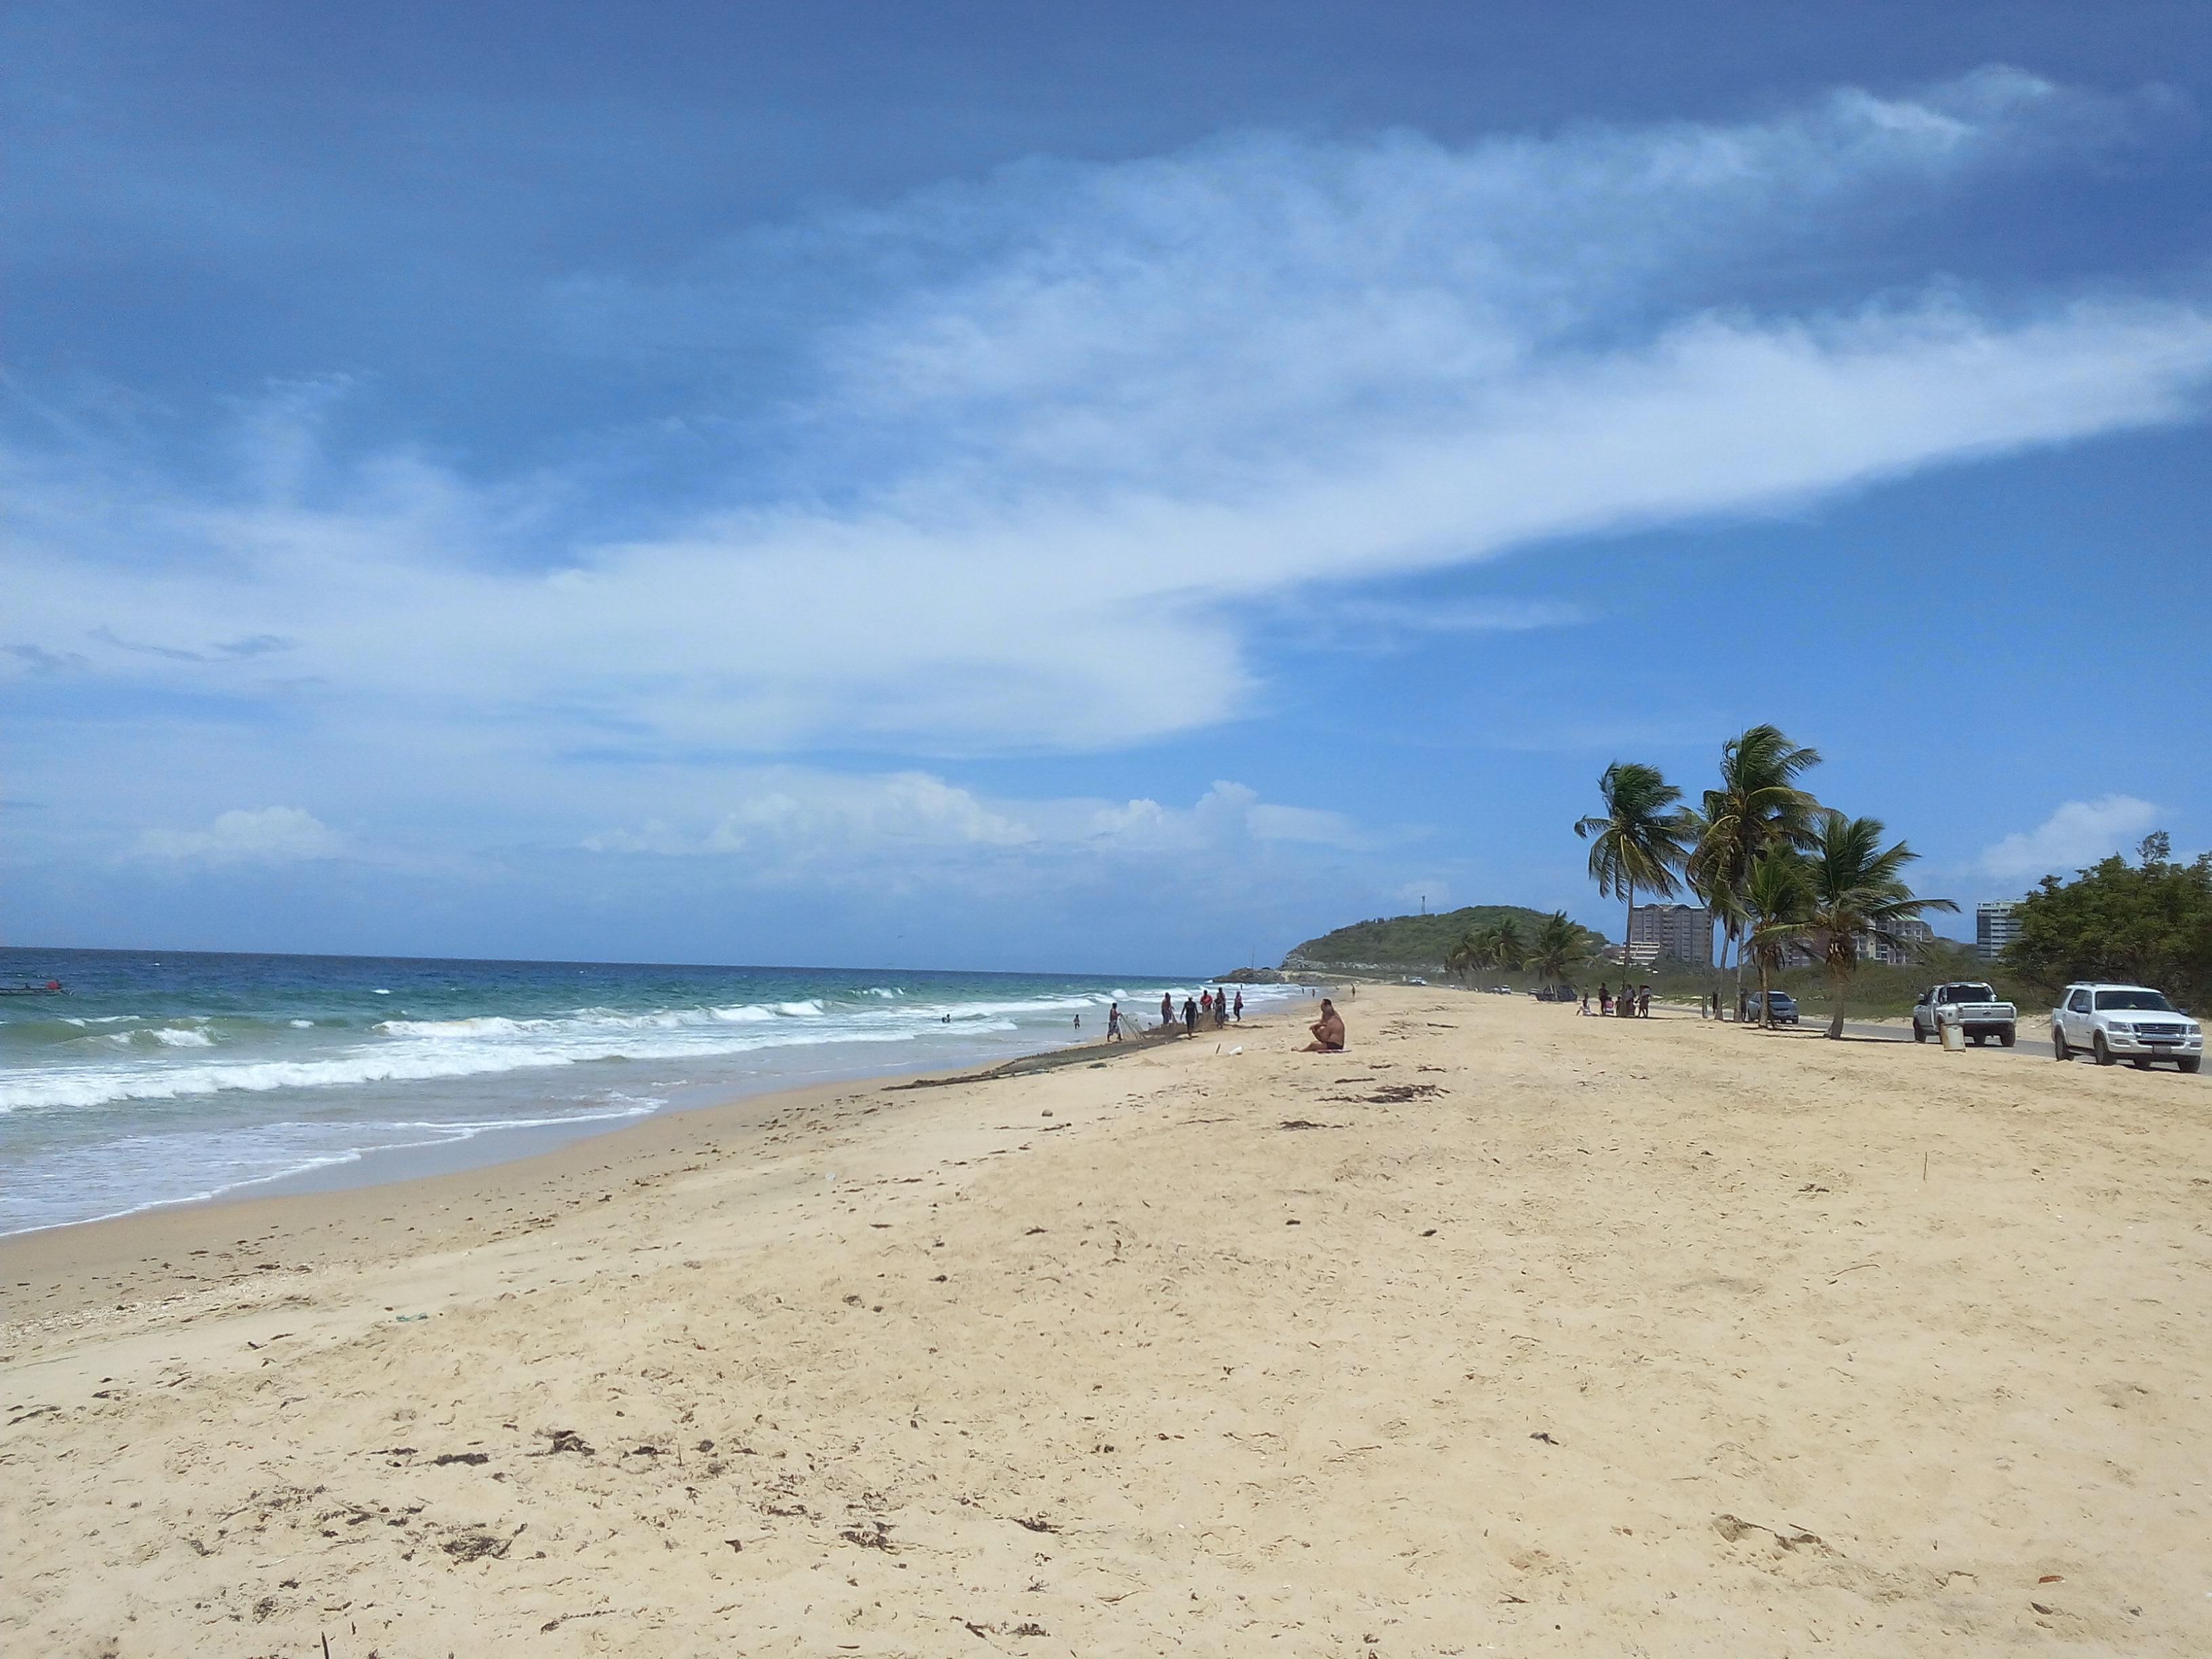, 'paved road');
1750,1013,2207,1080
